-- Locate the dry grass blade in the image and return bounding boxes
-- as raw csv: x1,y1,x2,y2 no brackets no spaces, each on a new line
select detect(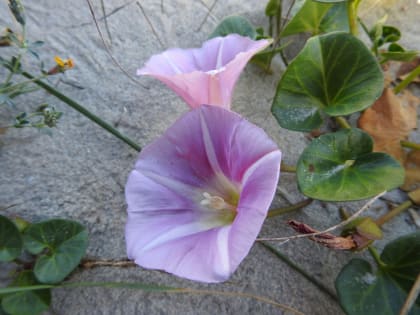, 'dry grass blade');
85,0,148,89
175,288,304,315
257,191,385,242
100,0,112,44
136,1,164,48
399,273,420,315
196,0,218,31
